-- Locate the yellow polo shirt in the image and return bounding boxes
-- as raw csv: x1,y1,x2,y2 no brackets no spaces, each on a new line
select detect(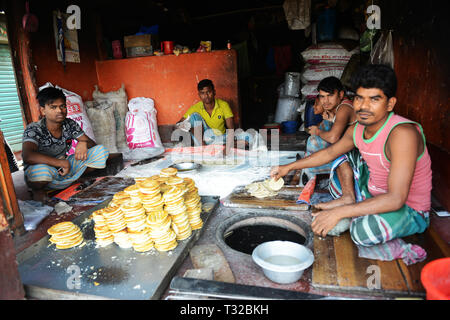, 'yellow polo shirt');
183,99,233,135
